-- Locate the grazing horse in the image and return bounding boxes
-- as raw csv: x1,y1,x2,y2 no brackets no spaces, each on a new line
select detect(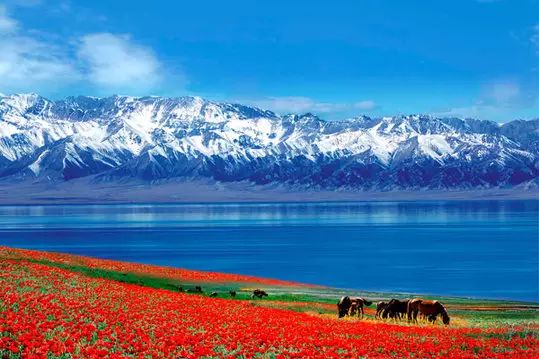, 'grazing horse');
251,289,268,298
229,290,237,297
407,298,450,325
349,297,373,318
209,292,218,297
382,299,409,320
337,296,352,318
337,296,372,318
375,301,388,319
